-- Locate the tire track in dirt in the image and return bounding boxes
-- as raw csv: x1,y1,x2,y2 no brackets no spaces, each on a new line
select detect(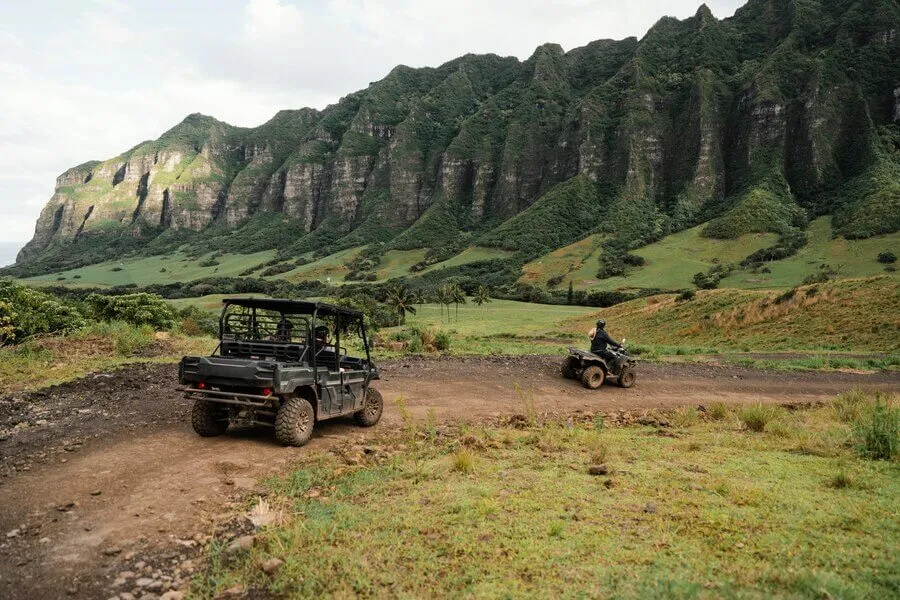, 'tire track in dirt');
1,357,896,598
